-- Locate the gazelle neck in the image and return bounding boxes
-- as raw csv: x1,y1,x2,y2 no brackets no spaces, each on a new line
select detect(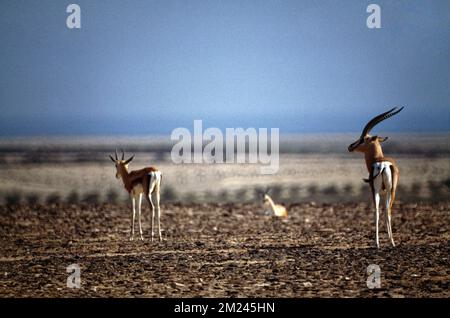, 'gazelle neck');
364,143,384,172
265,195,277,212
118,165,132,190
